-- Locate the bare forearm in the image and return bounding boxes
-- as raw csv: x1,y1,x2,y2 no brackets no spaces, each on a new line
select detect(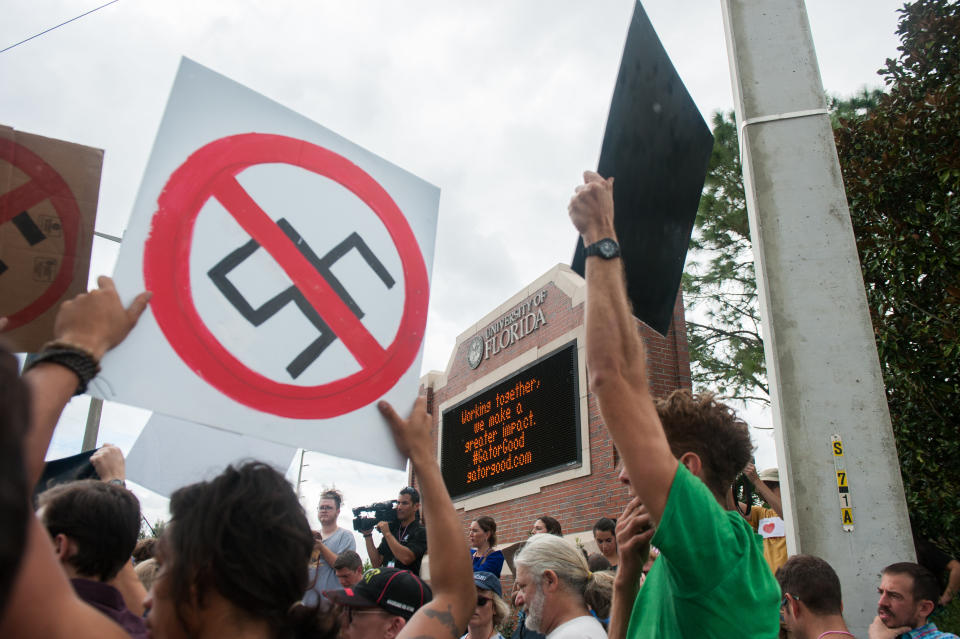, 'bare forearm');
110,561,147,616
365,535,382,567
410,450,473,628
584,255,676,521
24,364,79,487
943,560,960,603
316,539,339,567
608,582,639,639
749,478,782,517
